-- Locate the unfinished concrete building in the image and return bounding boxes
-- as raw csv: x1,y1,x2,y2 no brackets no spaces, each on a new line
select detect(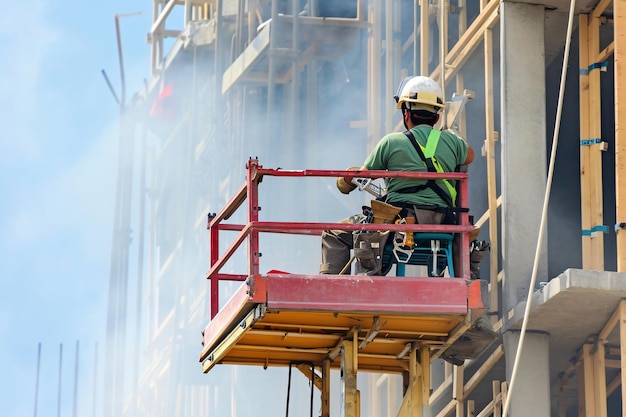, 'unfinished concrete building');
104,0,626,416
